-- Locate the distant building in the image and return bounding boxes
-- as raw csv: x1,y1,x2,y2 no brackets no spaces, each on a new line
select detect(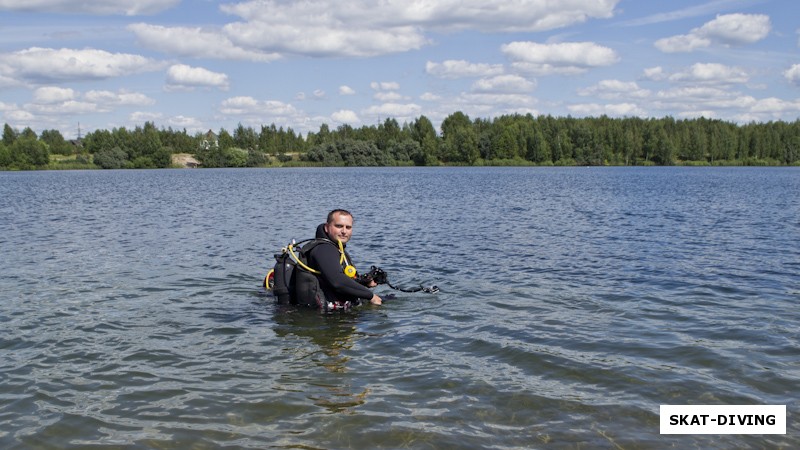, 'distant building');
201,130,219,150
